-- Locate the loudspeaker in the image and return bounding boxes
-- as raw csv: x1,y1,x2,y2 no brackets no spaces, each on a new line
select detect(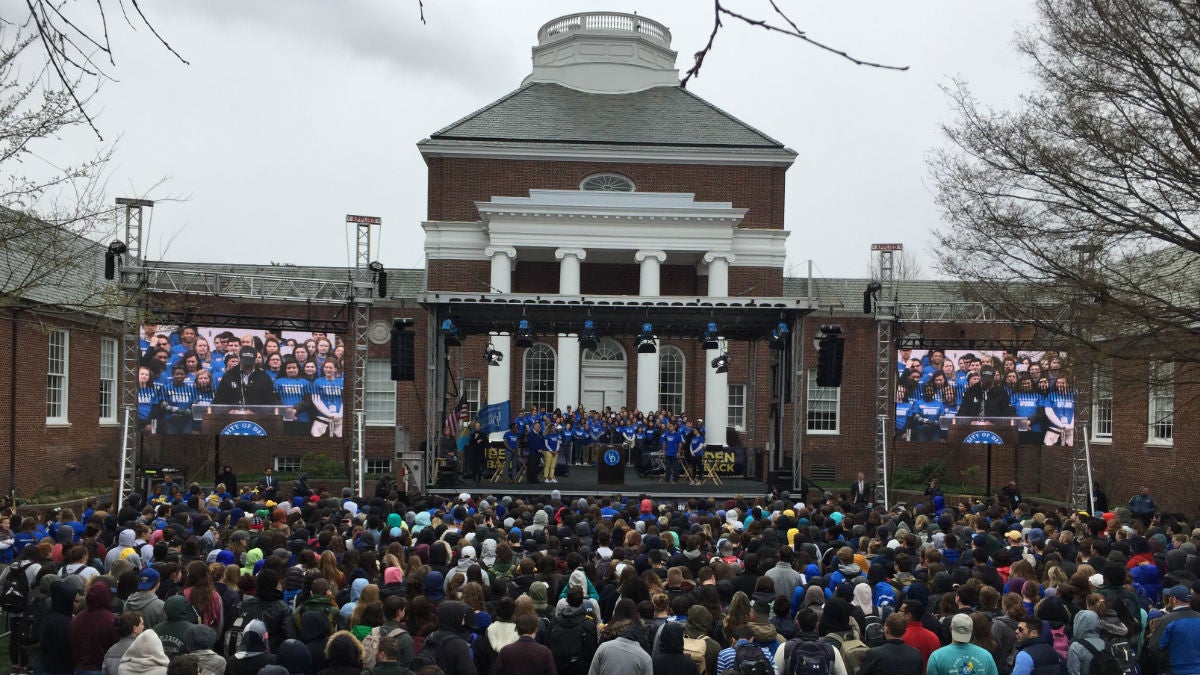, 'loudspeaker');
390,329,415,381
